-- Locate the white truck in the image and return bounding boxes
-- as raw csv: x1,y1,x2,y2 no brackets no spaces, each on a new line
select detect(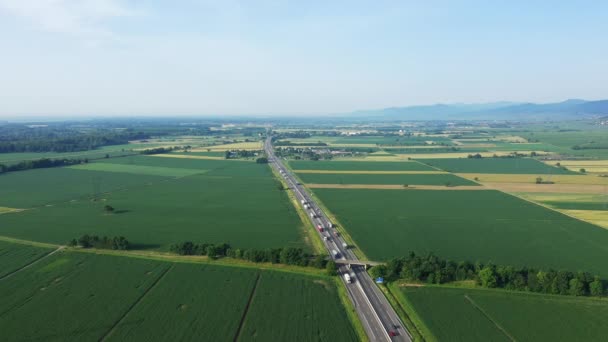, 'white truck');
310,212,315,219
342,242,348,248
344,273,352,284
332,250,339,259
301,199,306,205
